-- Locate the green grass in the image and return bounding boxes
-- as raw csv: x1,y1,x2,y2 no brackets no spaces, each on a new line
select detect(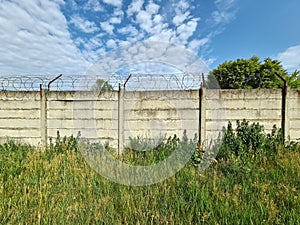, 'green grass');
0,126,299,224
